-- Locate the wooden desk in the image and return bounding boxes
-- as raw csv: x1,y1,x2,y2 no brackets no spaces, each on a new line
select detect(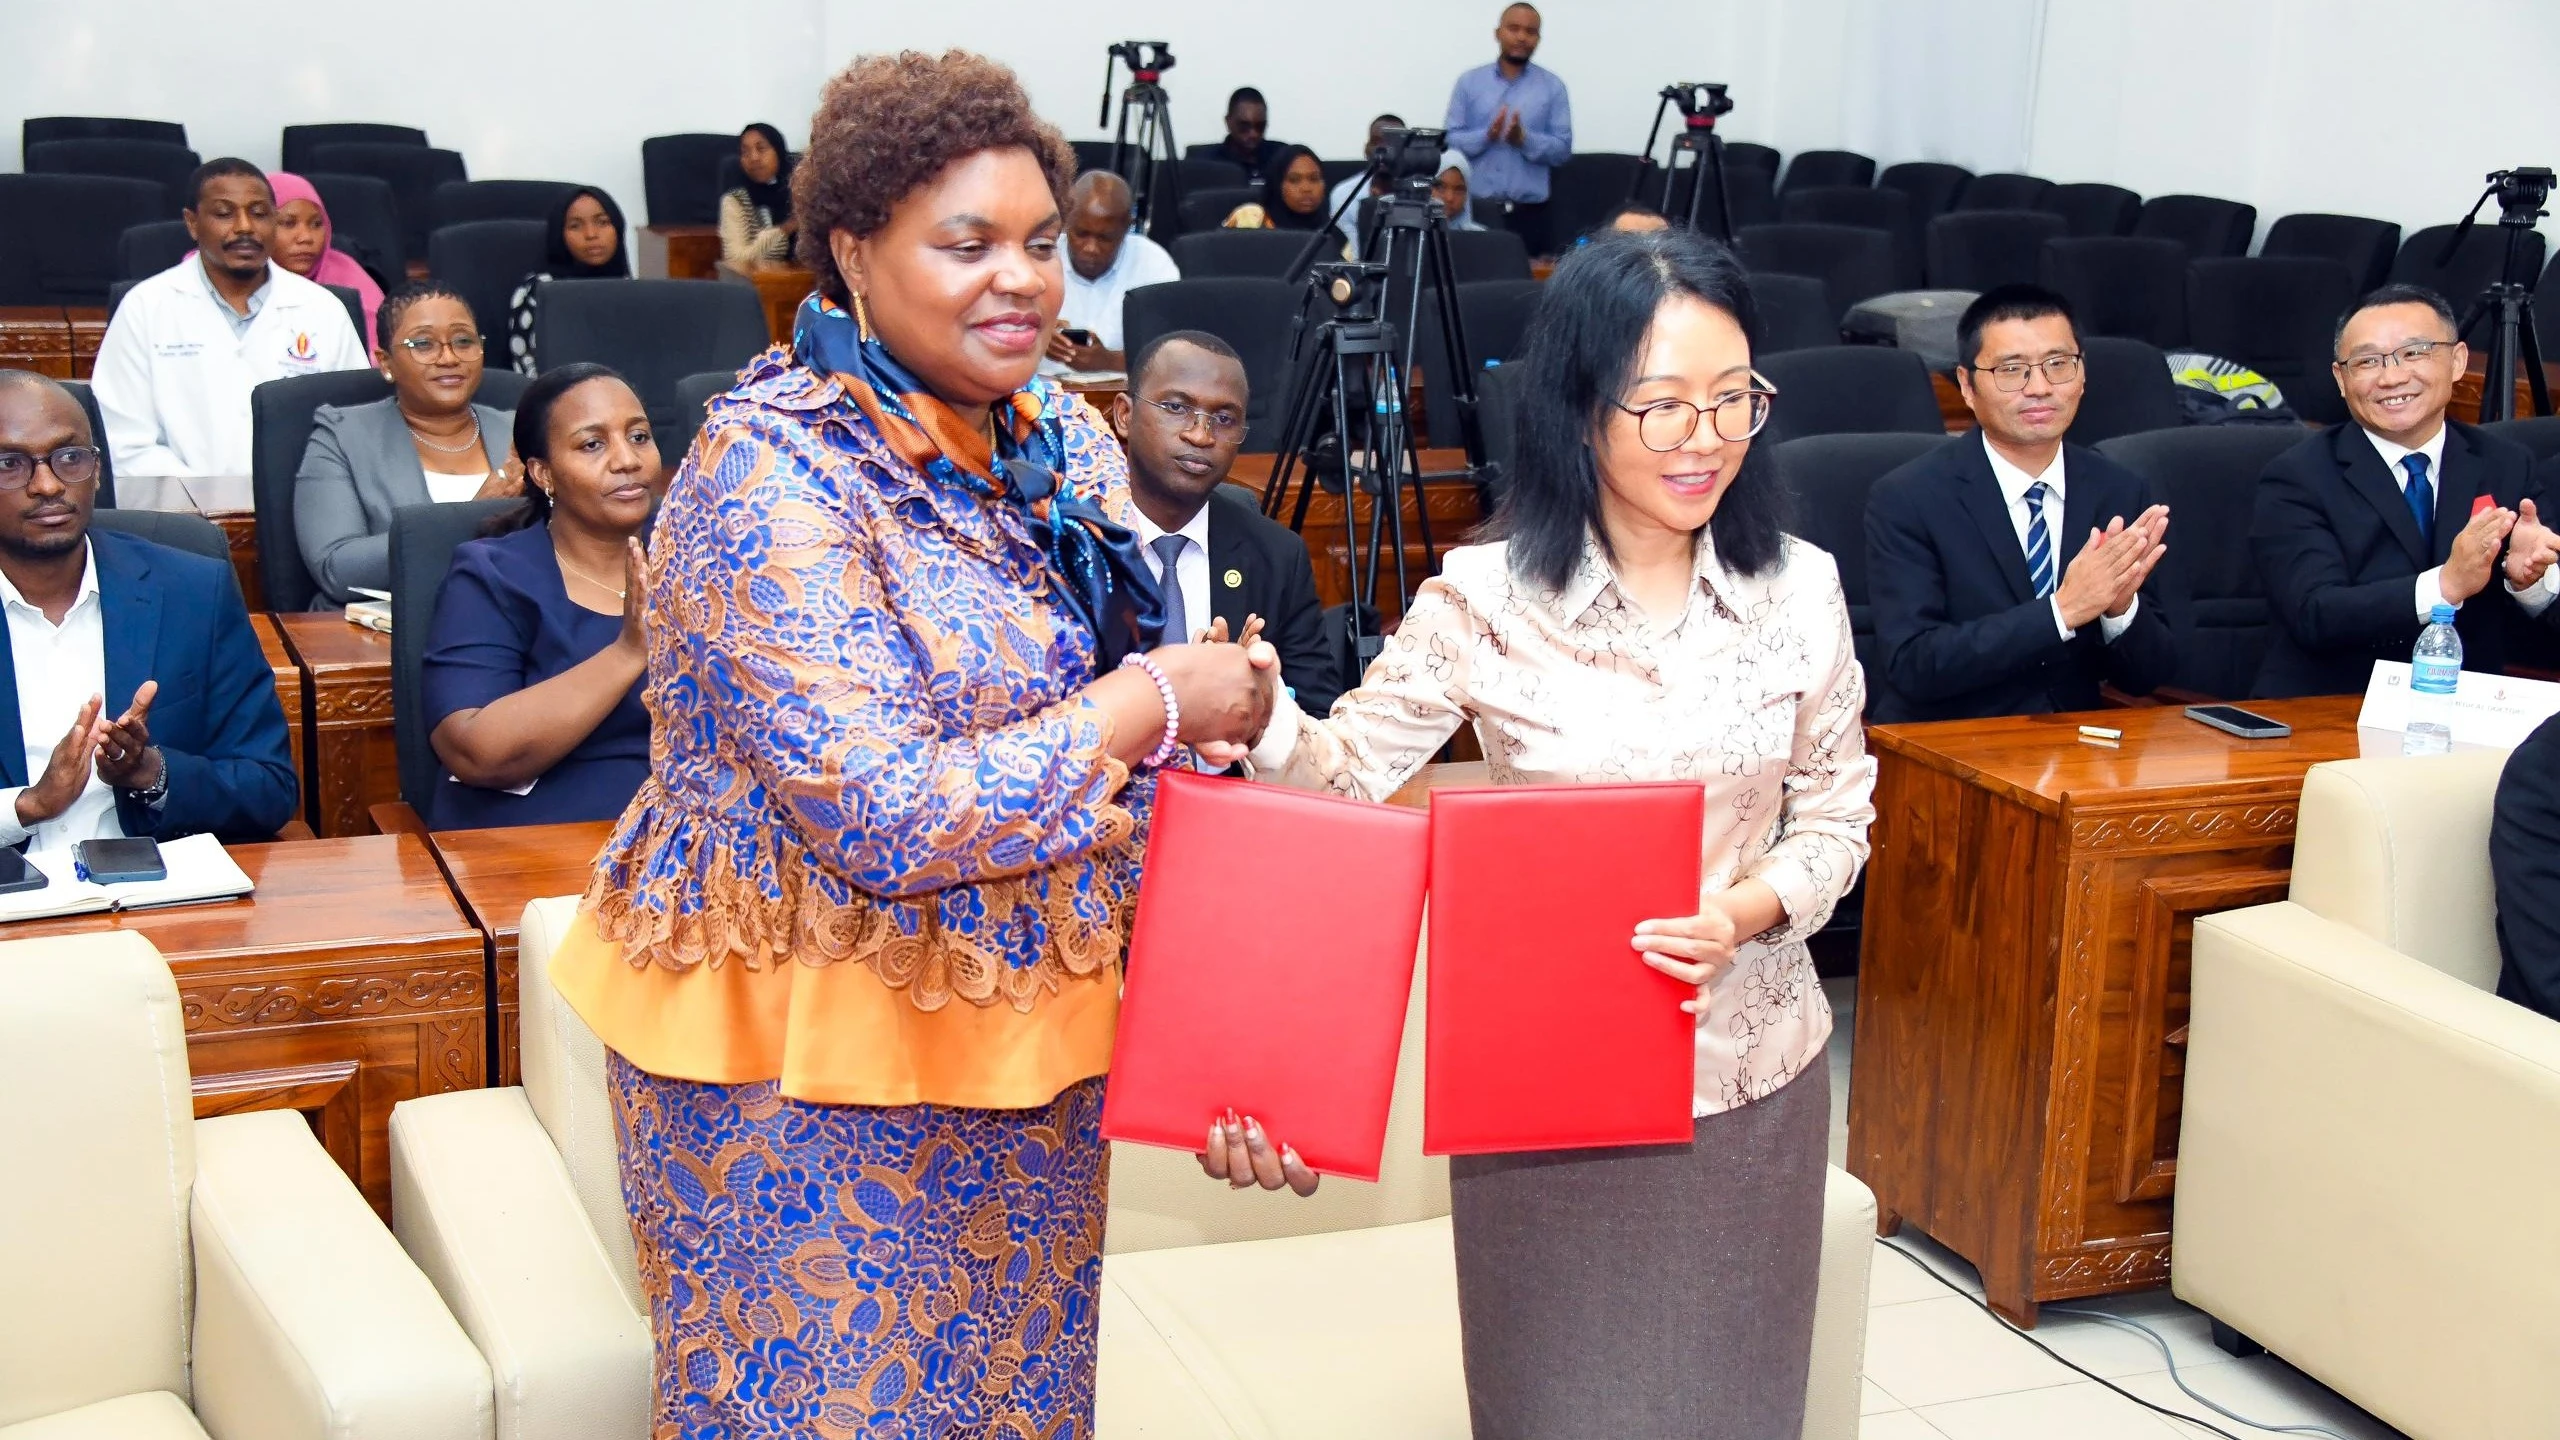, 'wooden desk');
276,612,397,838
1847,695,2375,1325
426,821,610,1087
68,307,106,379
719,261,814,345
252,614,309,817
0,305,76,377
6,834,484,1214
640,223,722,281
115,472,264,609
